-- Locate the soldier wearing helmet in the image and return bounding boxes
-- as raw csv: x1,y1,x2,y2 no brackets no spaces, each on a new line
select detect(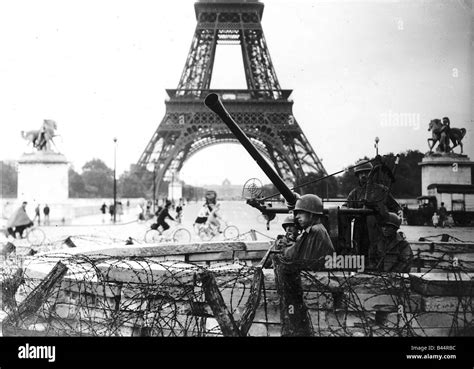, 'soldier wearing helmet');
281,194,334,270
344,160,400,211
342,159,401,265
374,213,413,272
264,214,300,268
280,214,299,243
